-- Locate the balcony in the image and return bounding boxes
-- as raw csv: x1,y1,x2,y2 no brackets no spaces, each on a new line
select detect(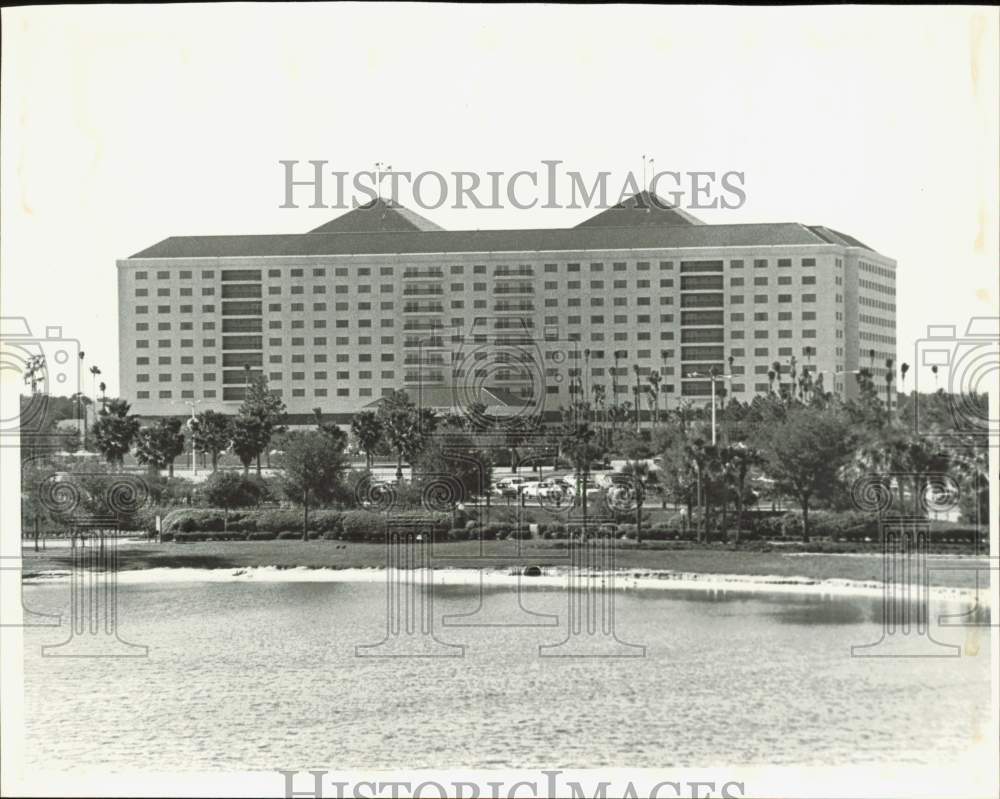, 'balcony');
494,267,534,279
403,356,446,366
403,268,443,280
493,284,534,295
404,371,445,383
403,319,441,331
402,286,444,296
495,319,534,330
403,302,444,314
494,303,535,313
404,337,444,348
